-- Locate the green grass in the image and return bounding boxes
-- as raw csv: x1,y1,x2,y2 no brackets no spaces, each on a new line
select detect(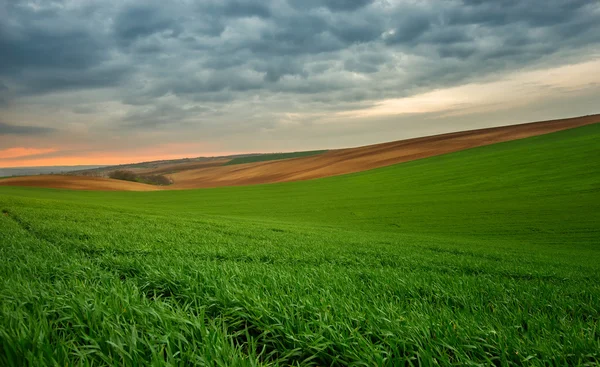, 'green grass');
1,123,599,366
224,150,328,165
